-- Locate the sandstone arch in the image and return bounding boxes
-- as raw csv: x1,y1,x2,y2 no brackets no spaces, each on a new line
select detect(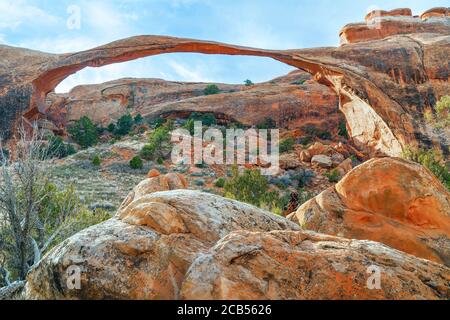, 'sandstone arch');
1,7,449,157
